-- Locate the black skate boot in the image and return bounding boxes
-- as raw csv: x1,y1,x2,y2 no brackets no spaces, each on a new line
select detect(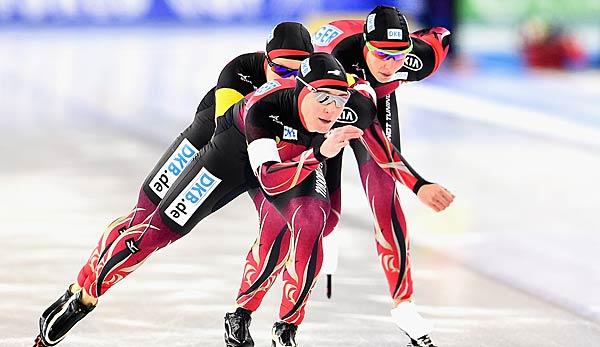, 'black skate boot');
271,321,297,347
34,286,75,346
34,287,95,346
408,335,438,347
224,307,254,347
